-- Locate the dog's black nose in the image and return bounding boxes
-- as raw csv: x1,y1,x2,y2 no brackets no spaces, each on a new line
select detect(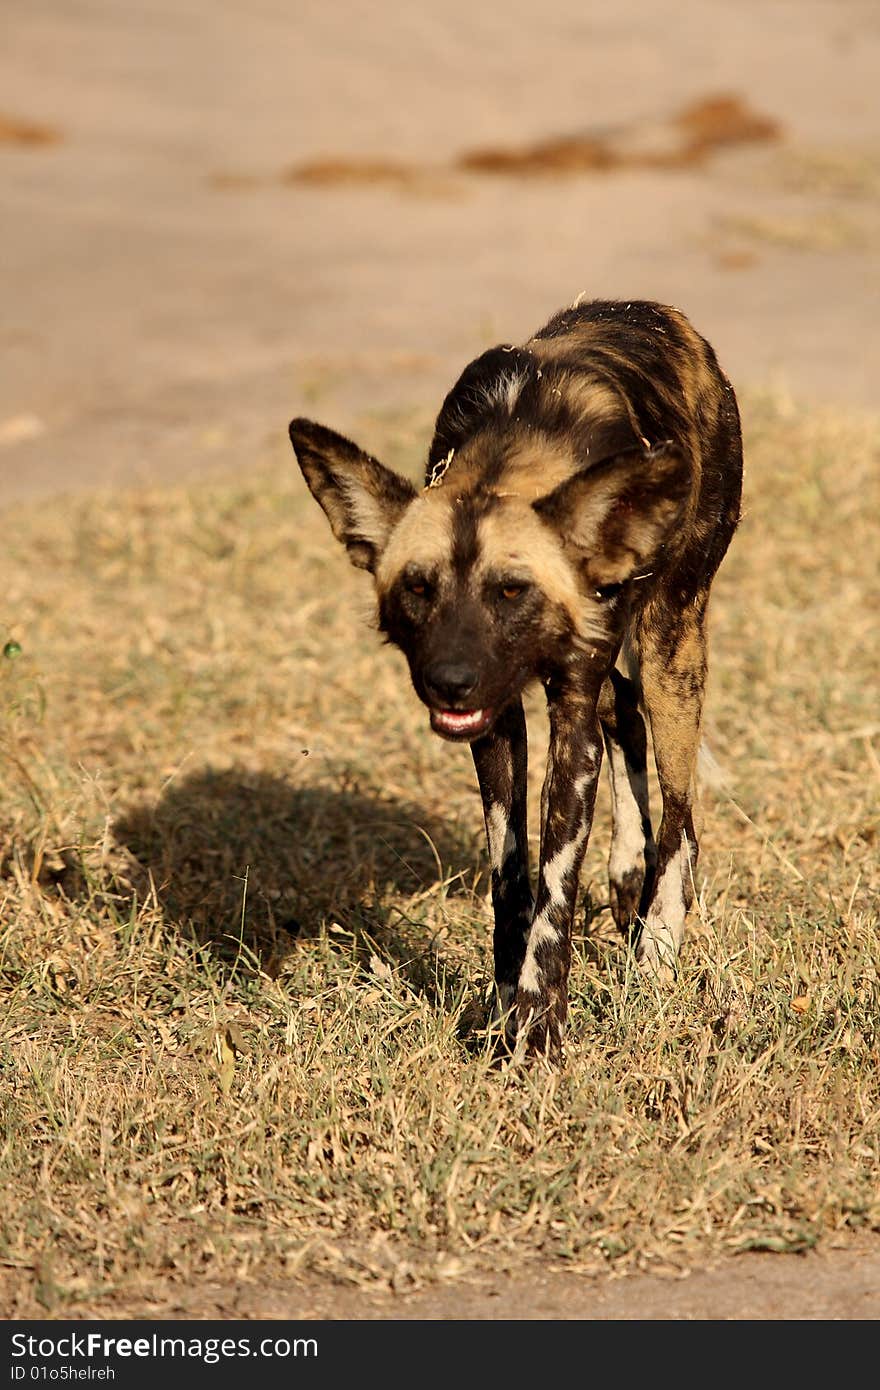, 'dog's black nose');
423,660,479,707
